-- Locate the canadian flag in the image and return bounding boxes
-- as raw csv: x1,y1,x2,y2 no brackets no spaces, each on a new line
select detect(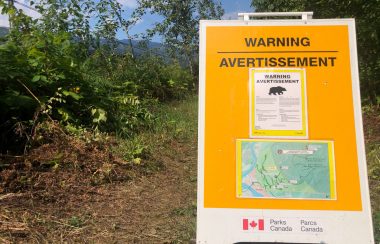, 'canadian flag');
243,219,264,231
